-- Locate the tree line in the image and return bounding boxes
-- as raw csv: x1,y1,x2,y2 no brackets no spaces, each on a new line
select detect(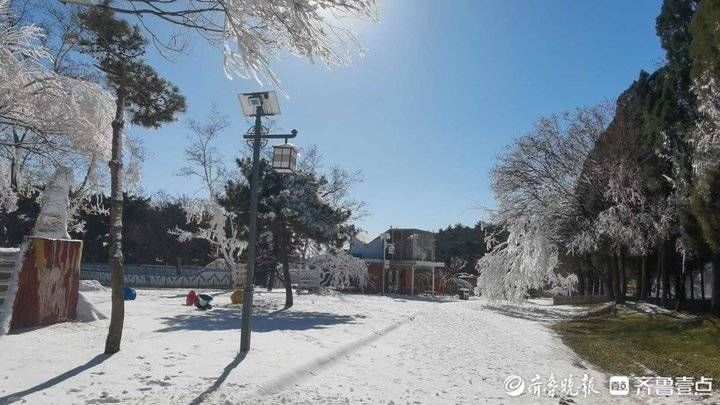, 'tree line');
478,0,720,313
435,222,493,274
